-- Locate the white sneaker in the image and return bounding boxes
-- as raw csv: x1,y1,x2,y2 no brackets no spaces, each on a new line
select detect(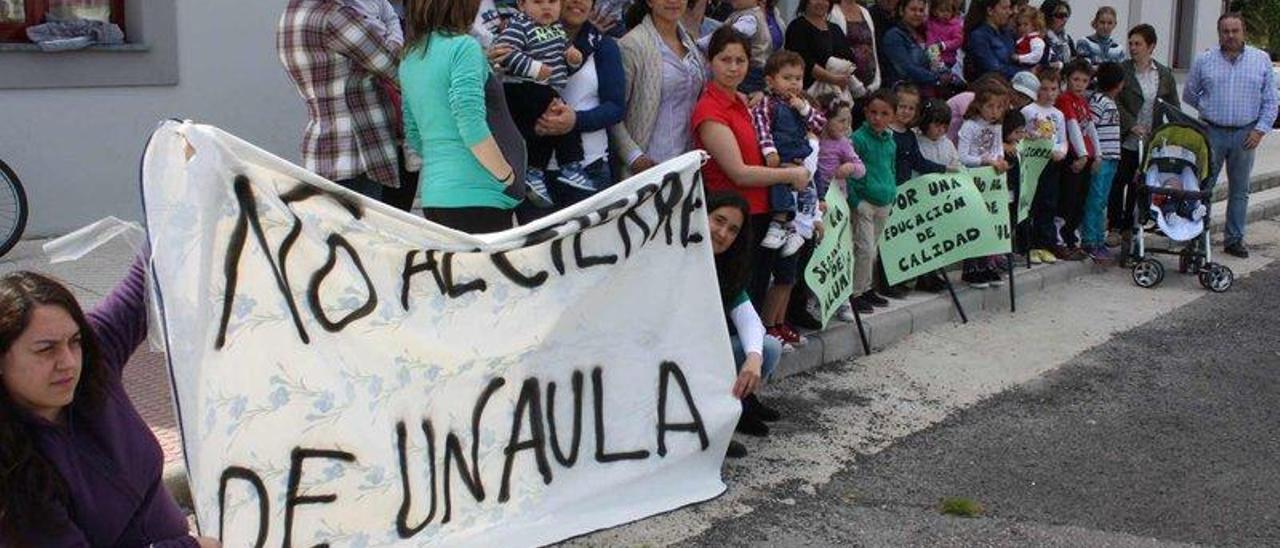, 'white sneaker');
780,226,805,257
836,302,856,322
761,221,787,249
